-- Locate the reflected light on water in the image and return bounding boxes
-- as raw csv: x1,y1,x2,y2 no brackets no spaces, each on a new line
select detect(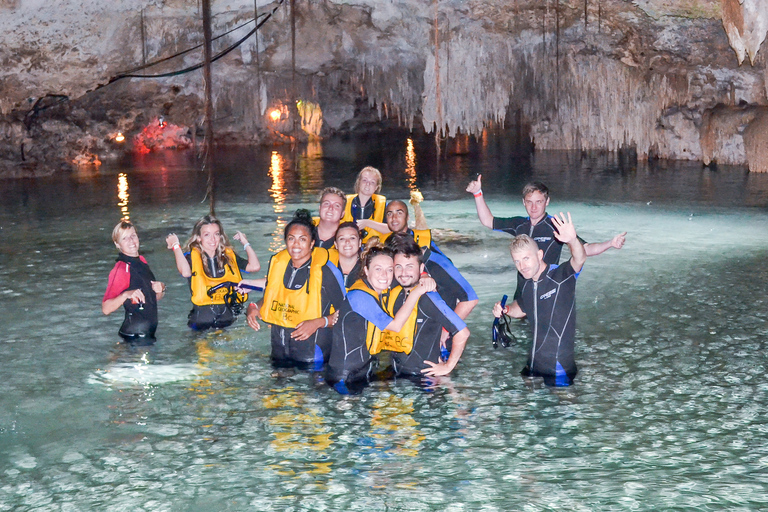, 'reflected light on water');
117,172,130,220
269,151,287,253
405,138,417,191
